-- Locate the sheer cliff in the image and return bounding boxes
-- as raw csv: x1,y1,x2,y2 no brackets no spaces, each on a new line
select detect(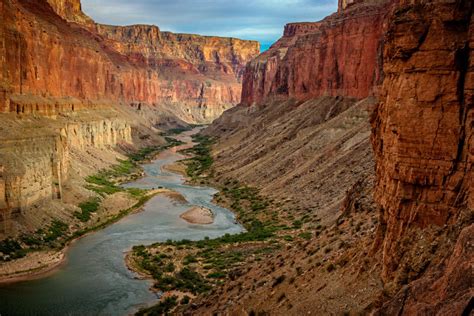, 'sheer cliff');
196,0,473,314
241,1,389,105
0,0,259,123
372,0,473,313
